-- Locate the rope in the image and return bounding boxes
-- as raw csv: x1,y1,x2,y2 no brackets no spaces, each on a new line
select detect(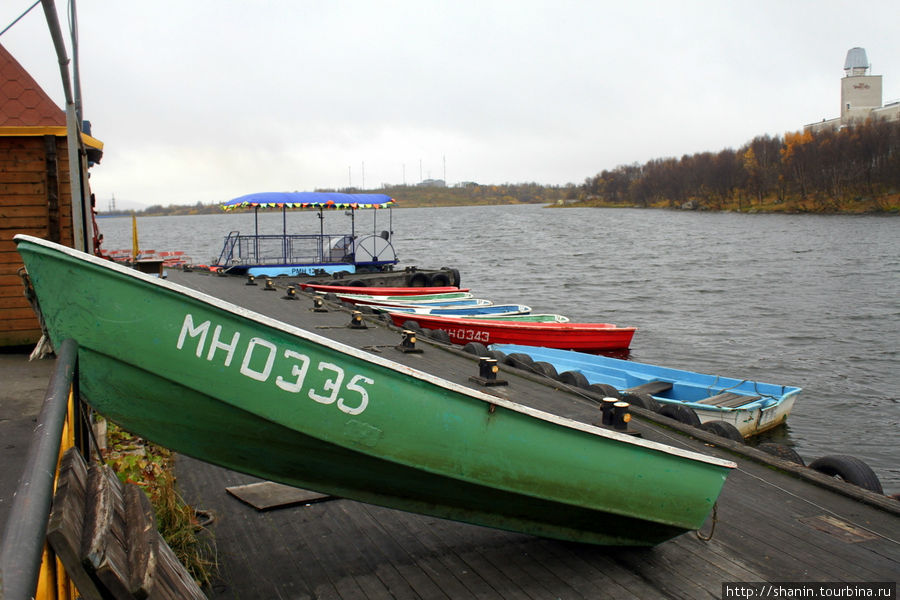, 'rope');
696,502,718,541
